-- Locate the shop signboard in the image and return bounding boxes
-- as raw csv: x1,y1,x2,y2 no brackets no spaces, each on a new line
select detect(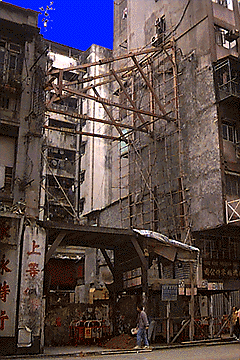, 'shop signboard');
203,259,240,279
18,225,46,342
123,267,142,289
162,284,178,301
0,217,21,337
